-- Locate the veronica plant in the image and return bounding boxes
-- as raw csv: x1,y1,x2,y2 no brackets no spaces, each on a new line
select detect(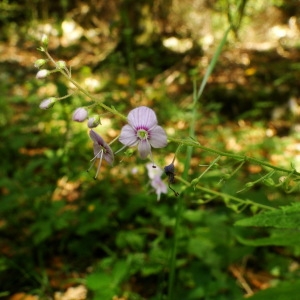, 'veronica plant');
34,30,300,300
34,34,300,204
